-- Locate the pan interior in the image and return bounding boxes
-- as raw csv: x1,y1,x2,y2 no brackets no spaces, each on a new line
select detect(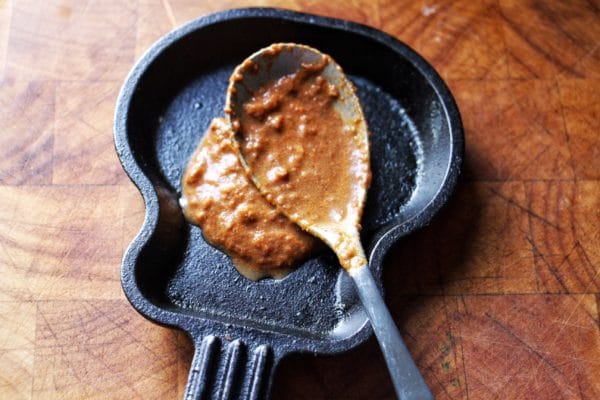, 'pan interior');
124,17,452,340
